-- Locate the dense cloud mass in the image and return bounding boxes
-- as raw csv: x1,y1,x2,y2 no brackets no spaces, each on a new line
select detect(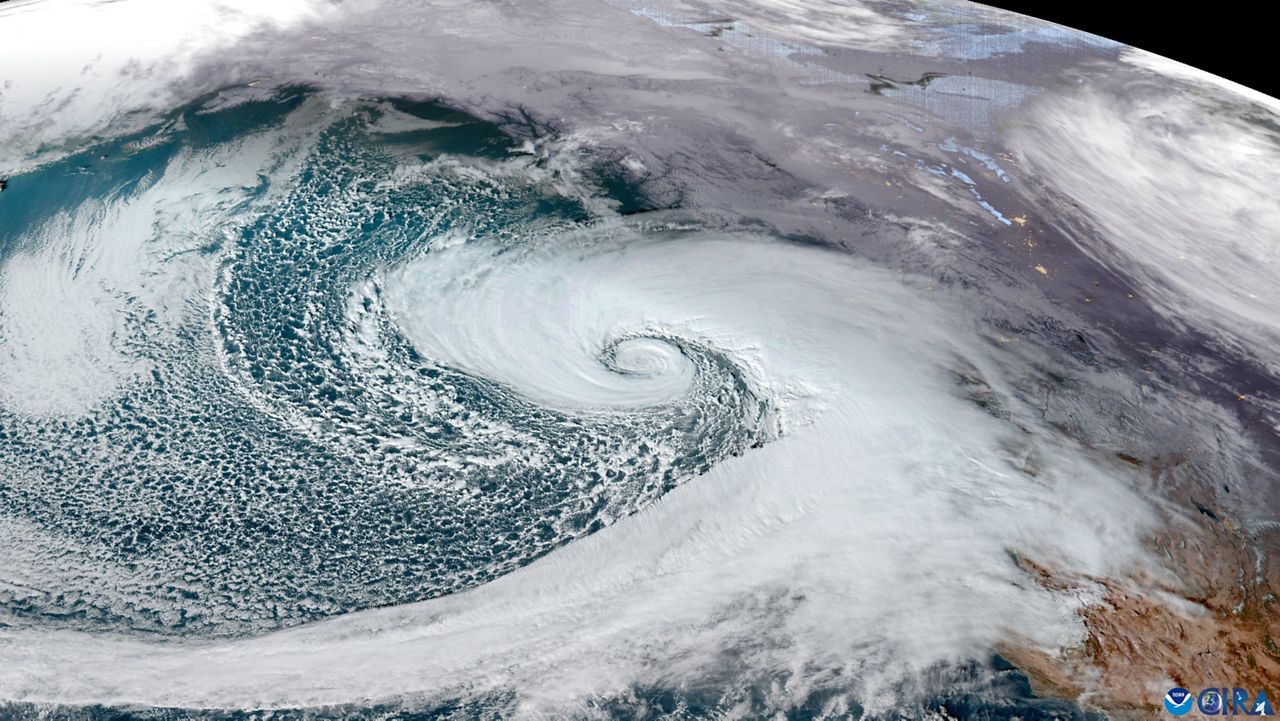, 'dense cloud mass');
0,0,1276,718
